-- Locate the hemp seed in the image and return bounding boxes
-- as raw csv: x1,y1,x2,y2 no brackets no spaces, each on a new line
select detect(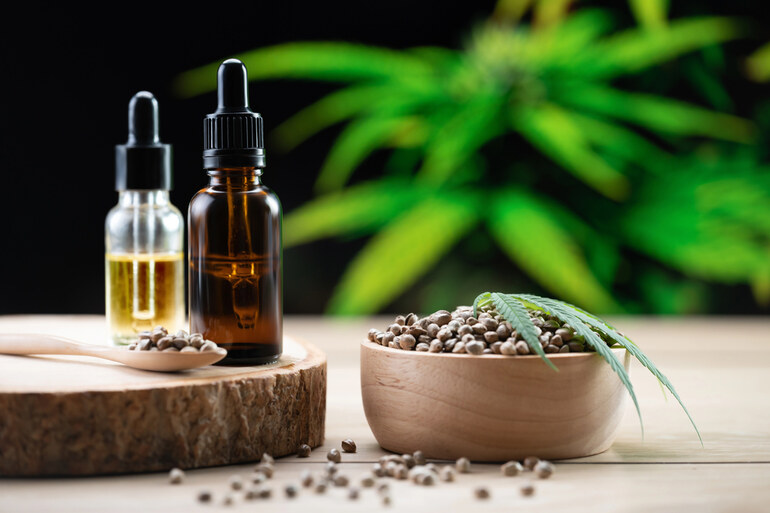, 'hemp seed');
520,481,536,496
501,460,523,476
535,460,554,478
327,448,342,463
341,438,357,453
440,466,456,482
197,490,212,503
168,467,185,484
456,457,471,473
474,487,490,499
228,475,243,490
523,456,540,470
297,444,312,457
